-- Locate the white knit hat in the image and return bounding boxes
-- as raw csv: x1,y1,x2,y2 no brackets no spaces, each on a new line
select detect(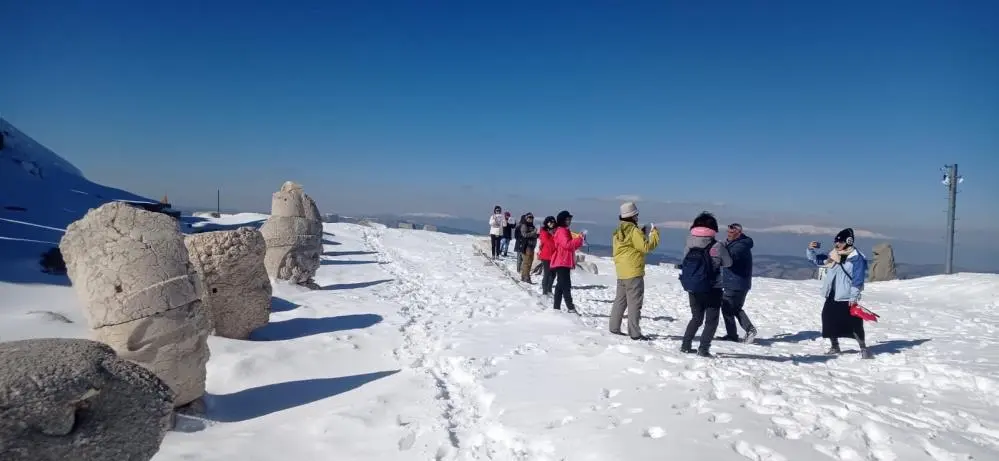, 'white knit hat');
619,202,639,219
